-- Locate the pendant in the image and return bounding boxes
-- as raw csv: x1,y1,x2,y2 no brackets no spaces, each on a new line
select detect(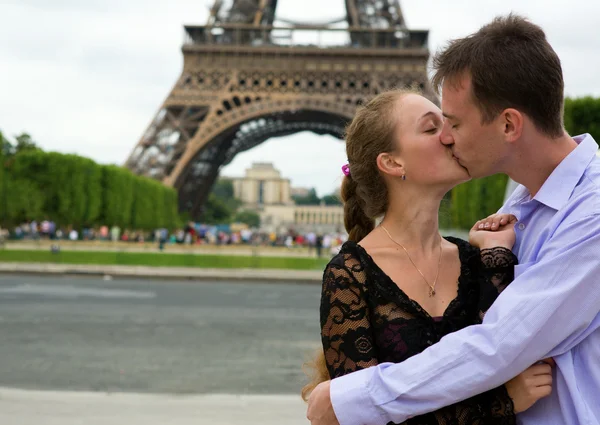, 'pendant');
429,288,436,297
